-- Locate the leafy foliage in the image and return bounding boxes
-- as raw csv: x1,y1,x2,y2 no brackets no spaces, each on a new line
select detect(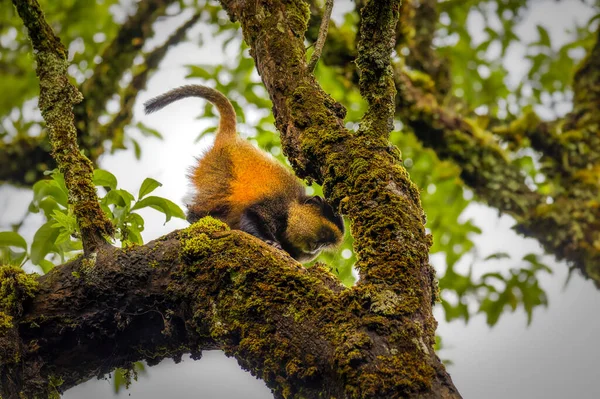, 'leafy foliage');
0,170,184,273
438,0,598,119
440,253,551,326
0,0,121,134
112,362,147,394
